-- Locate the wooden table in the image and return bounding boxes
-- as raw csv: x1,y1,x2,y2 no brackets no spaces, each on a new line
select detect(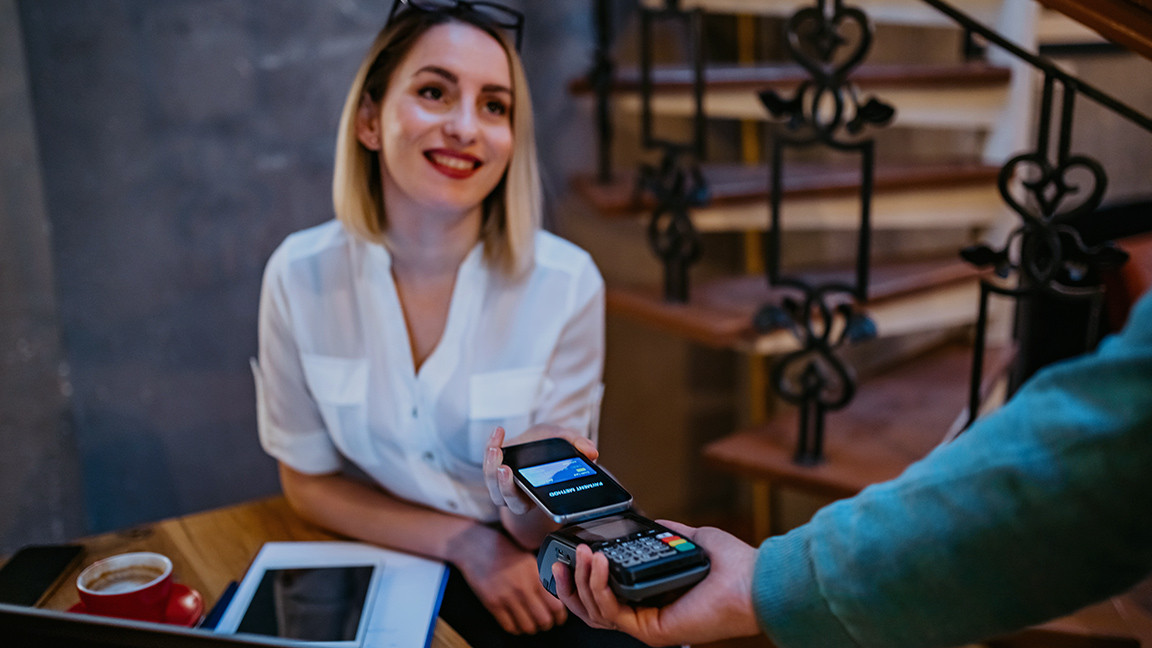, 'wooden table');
36,496,469,648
